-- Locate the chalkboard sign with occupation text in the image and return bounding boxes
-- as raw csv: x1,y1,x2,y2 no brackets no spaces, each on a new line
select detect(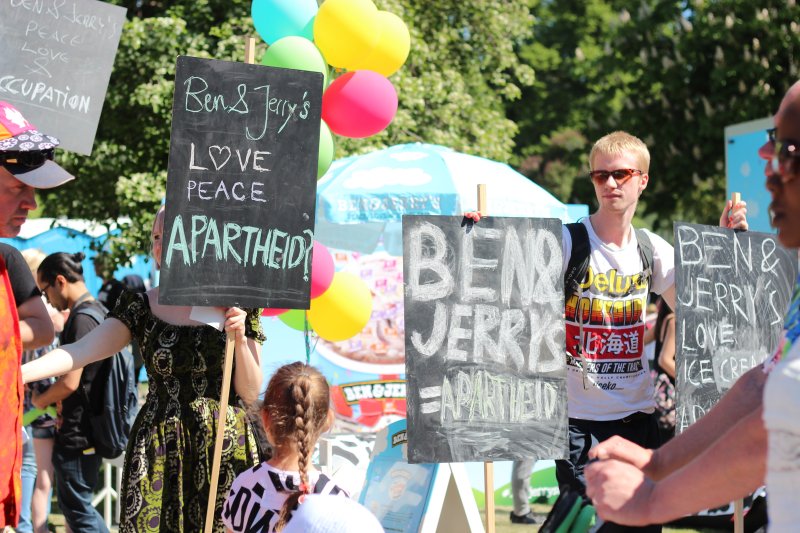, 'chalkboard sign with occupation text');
0,0,127,155
159,56,323,309
674,222,797,433
403,215,568,464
